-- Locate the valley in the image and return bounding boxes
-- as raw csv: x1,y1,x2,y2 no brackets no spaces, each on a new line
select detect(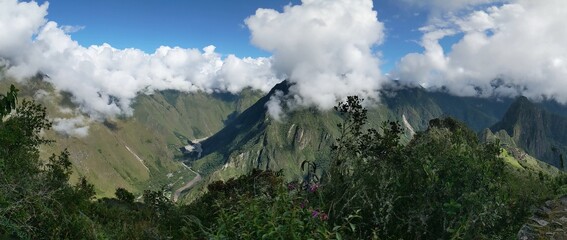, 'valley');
5,75,567,203
2,0,567,238
2,77,567,238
